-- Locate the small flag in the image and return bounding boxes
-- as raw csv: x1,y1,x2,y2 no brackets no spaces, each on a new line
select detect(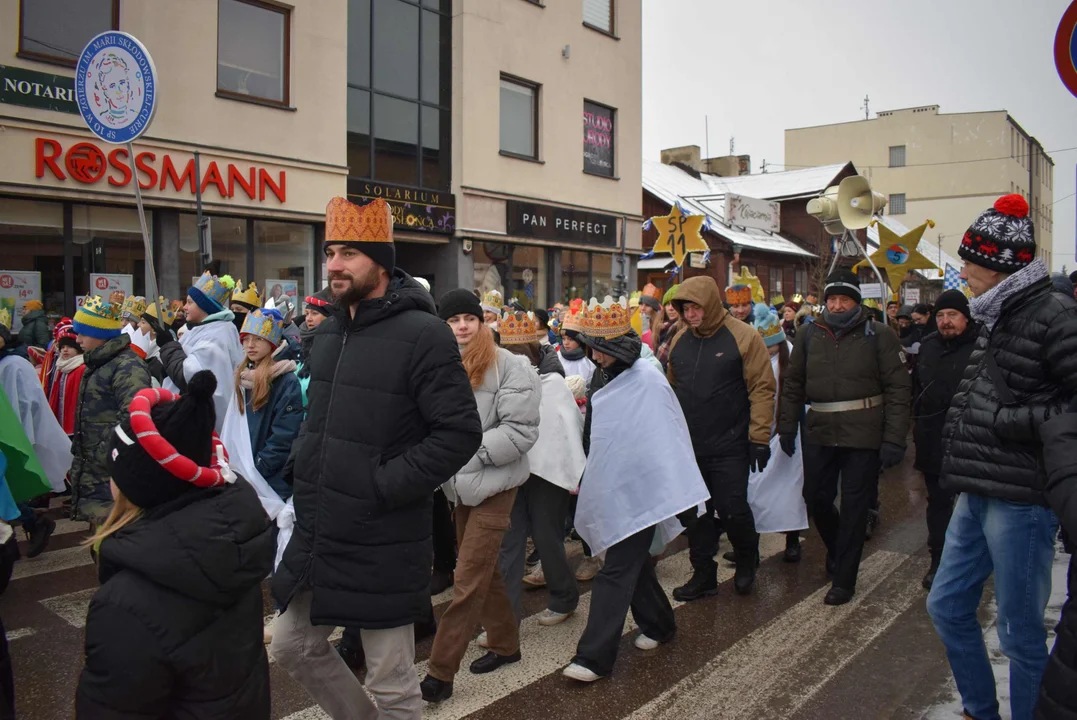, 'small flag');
944,264,973,298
